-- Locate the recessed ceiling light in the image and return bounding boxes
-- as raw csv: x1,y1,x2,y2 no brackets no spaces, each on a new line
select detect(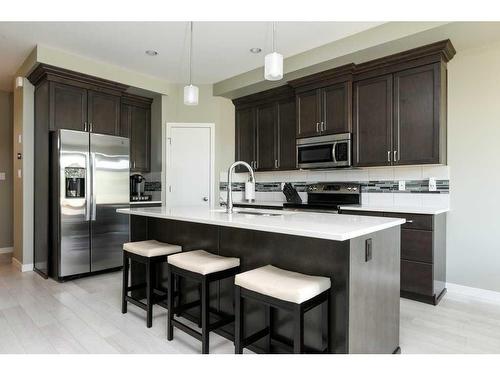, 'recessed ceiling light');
250,47,262,54
145,50,158,56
